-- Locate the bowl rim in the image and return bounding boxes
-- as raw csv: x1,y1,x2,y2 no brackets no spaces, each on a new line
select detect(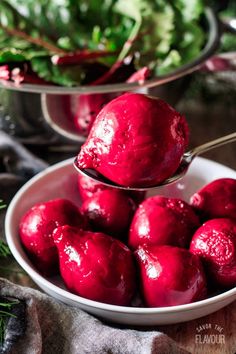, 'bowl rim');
40,94,87,143
0,8,220,95
5,157,236,314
